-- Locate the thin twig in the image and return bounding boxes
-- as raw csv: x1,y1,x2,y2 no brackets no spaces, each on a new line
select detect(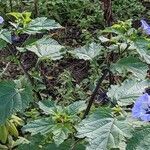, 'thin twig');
9,0,13,12
0,62,11,78
34,0,39,17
